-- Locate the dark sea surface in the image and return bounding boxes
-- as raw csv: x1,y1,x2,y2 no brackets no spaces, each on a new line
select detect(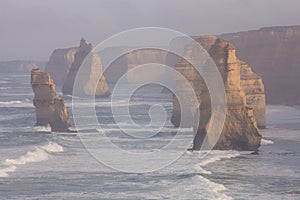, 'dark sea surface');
0,73,299,199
